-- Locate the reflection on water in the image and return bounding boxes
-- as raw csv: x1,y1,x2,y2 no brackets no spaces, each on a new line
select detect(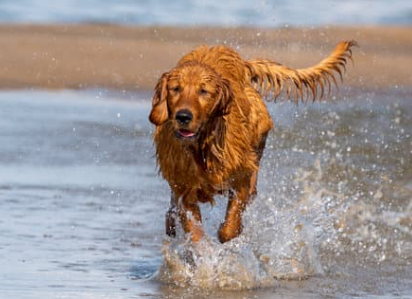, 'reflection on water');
0,89,411,298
